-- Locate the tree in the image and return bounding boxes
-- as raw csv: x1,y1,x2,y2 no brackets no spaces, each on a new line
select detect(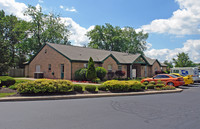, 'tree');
24,5,71,56
173,52,195,67
164,60,173,69
86,57,97,81
87,23,148,54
